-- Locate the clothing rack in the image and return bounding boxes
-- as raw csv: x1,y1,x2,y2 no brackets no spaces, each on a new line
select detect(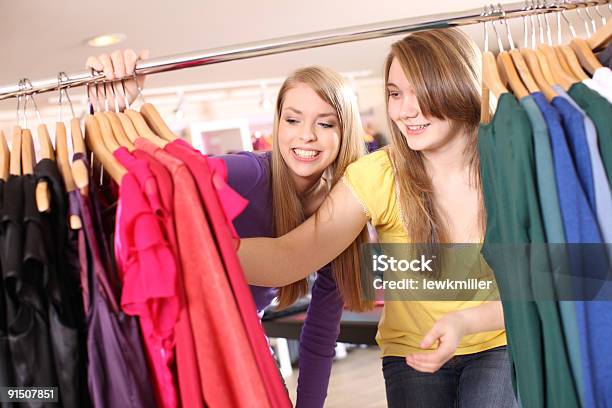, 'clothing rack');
0,0,608,100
